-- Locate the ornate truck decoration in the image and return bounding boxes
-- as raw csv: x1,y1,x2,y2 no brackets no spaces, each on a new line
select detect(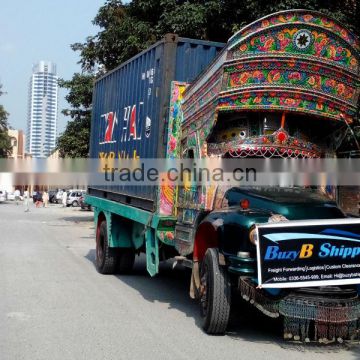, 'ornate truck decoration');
164,10,360,343
180,10,359,160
